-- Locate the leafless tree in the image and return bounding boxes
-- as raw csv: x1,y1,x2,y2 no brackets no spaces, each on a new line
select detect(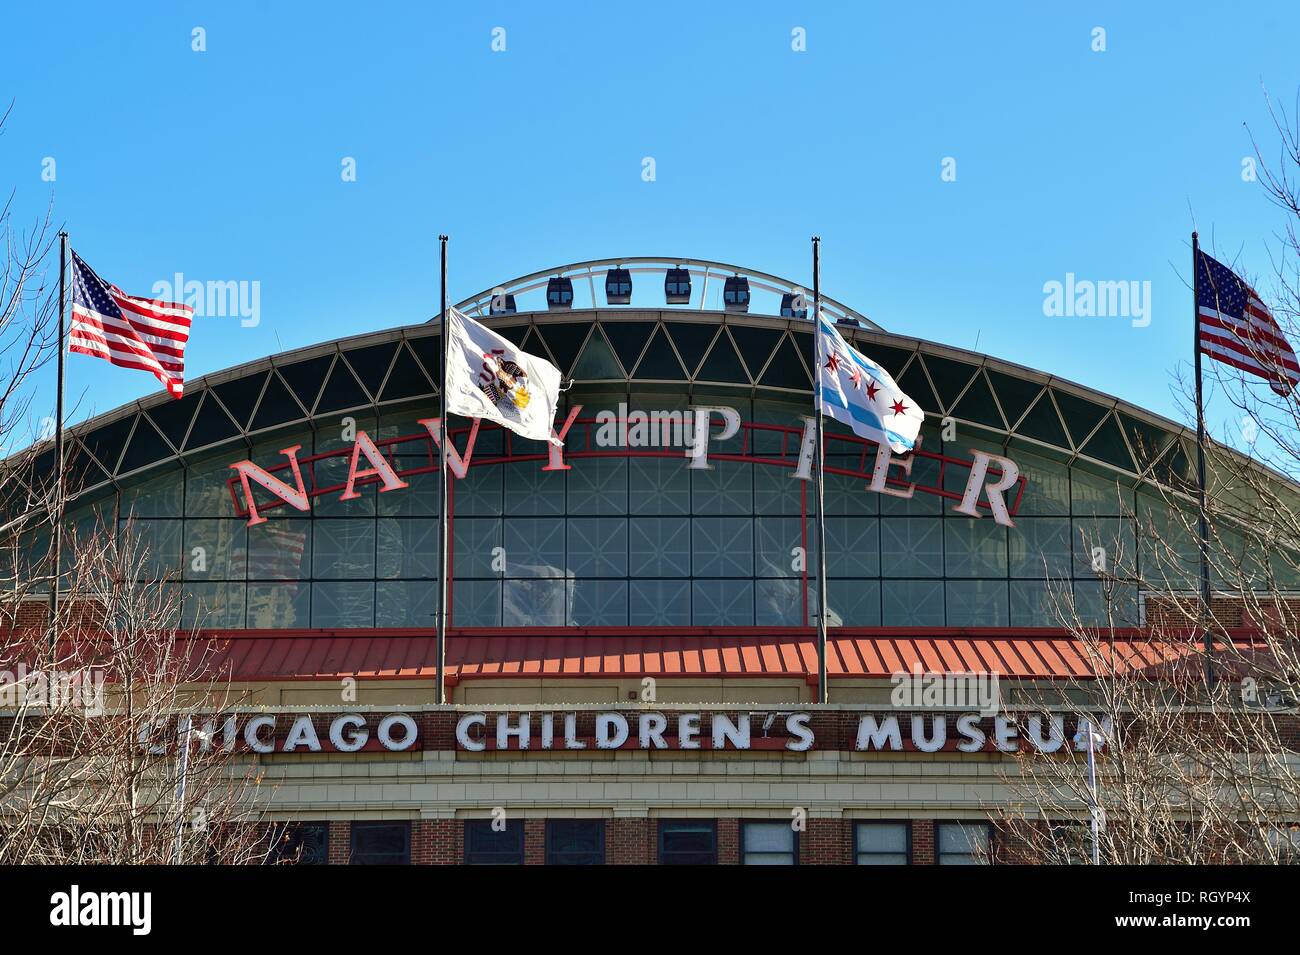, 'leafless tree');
991,90,1300,864
0,105,276,864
